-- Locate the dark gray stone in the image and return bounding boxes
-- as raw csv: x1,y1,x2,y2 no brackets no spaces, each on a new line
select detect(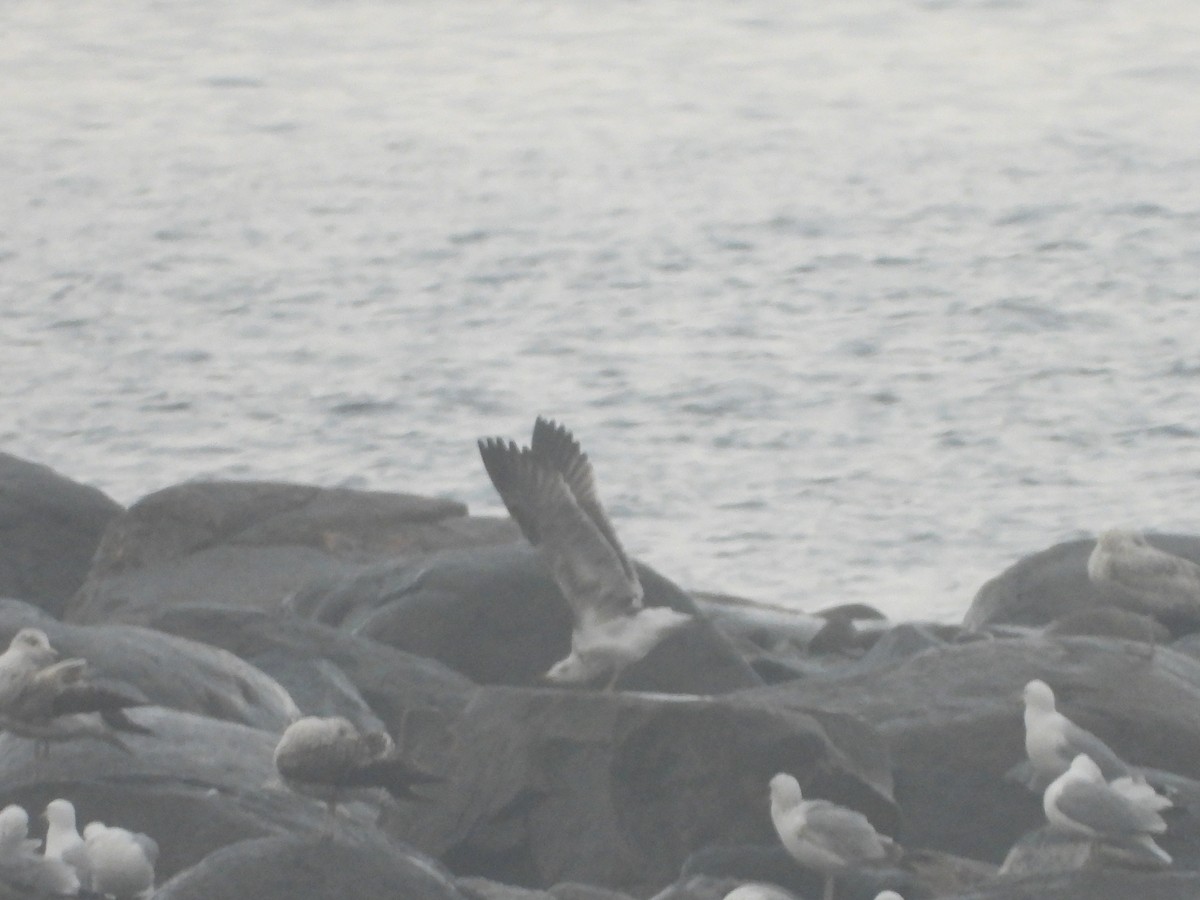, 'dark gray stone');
0,452,122,616
66,479,517,624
